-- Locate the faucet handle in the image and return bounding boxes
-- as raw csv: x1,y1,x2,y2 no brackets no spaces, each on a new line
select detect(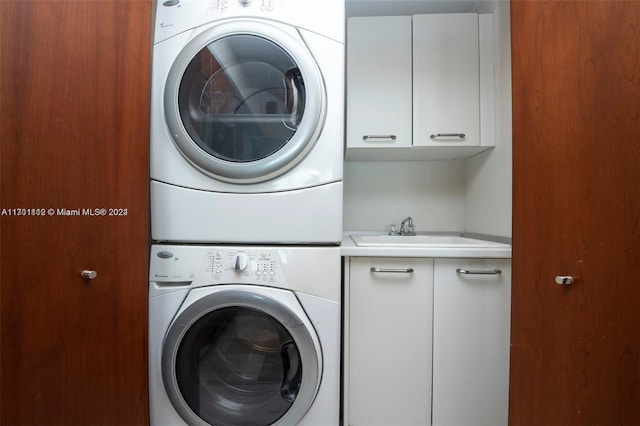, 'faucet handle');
406,223,415,235
389,224,398,235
